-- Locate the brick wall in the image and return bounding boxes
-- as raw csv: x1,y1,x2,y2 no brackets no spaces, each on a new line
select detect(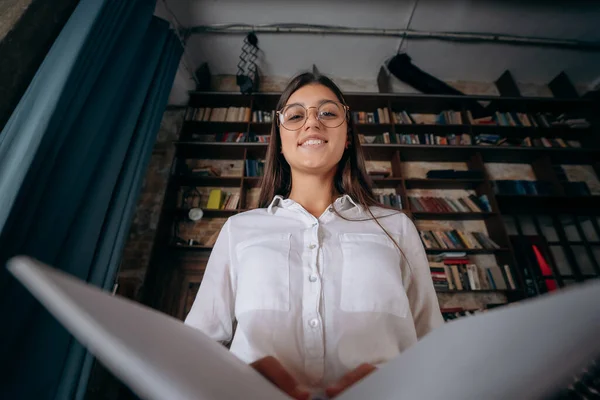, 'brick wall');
116,108,184,301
